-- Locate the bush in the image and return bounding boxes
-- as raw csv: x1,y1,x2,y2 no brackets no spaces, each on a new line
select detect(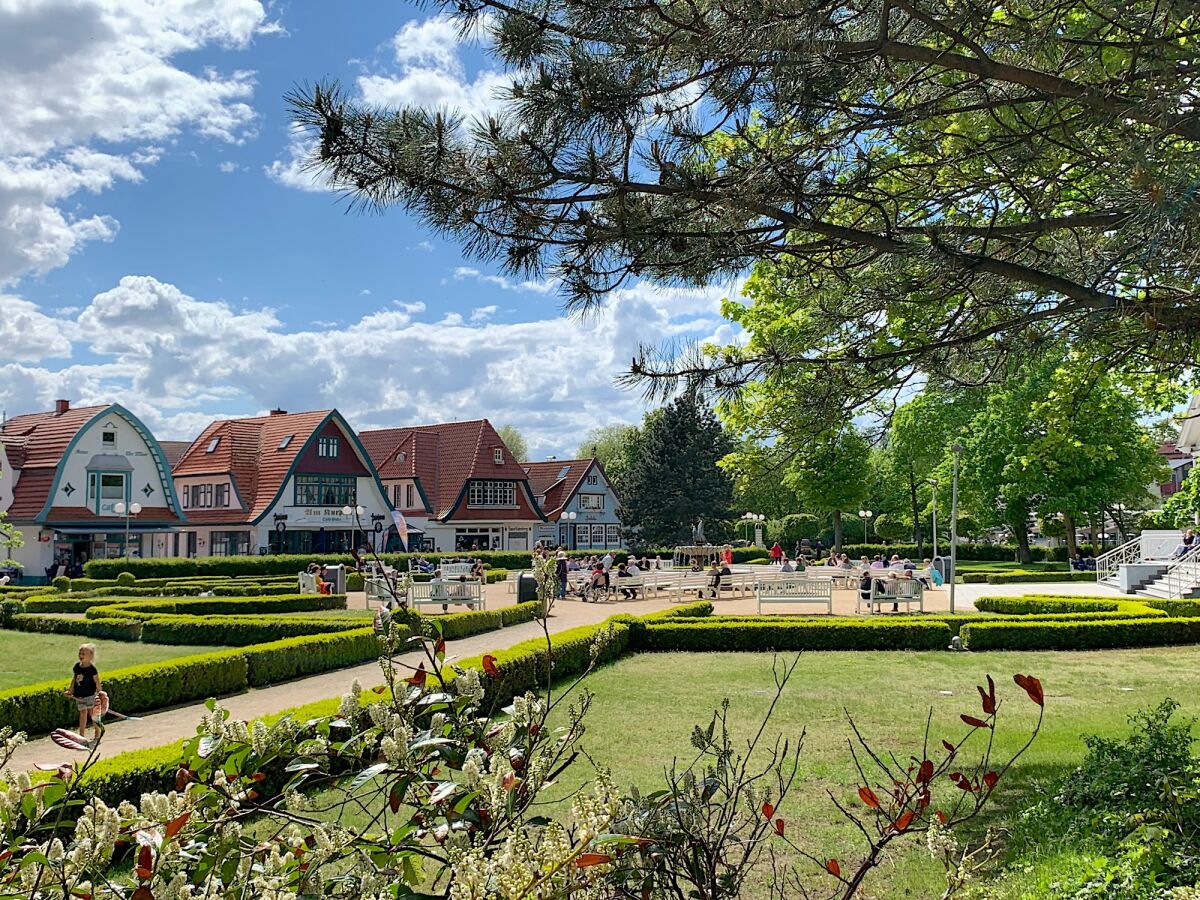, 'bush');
242,628,391,685
960,616,1200,651
24,596,112,613
636,619,952,652
0,598,24,627
974,596,1130,615
985,571,1096,584
0,649,249,737
116,571,136,586
11,614,142,641
139,615,368,646
499,600,541,628
52,575,71,591
85,594,347,621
